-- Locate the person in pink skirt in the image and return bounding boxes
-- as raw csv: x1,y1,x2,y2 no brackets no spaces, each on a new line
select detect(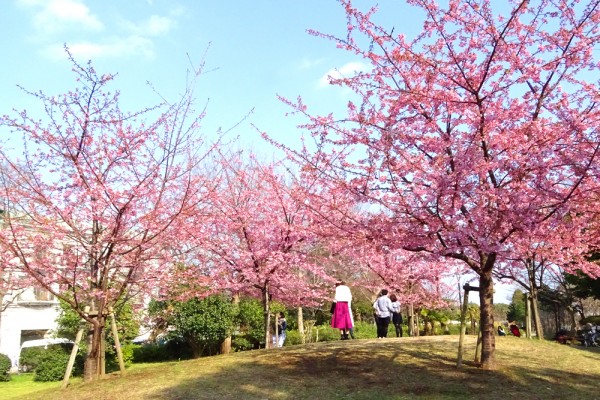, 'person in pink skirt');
331,281,353,340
